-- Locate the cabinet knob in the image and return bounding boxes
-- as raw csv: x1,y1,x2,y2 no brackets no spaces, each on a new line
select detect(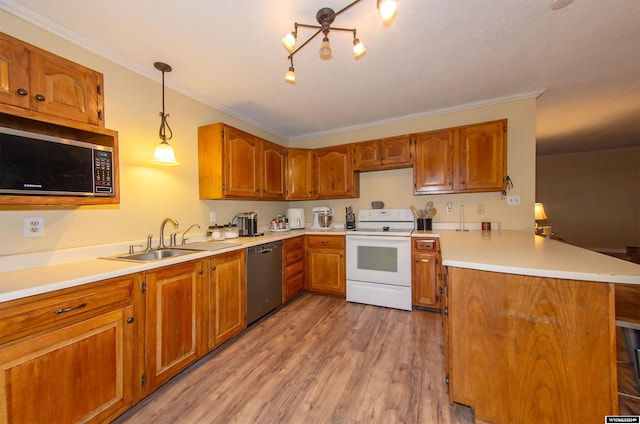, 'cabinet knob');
127,317,135,324
211,265,217,271
439,287,443,294
17,88,28,96
35,94,46,102
460,181,466,185
198,270,203,275
448,181,453,186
